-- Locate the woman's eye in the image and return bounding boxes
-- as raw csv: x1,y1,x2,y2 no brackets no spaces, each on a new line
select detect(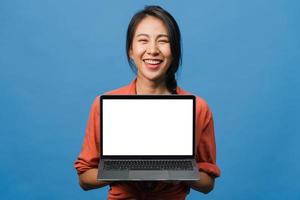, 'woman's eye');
158,40,169,43
138,39,148,43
